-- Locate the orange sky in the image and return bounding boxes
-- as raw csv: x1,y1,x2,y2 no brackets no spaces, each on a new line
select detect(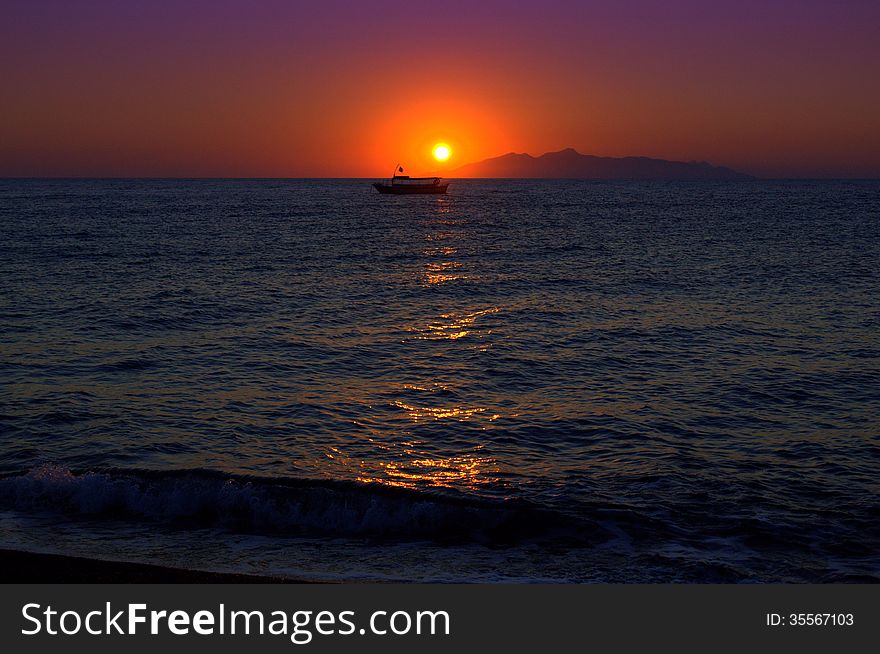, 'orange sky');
1,1,879,177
